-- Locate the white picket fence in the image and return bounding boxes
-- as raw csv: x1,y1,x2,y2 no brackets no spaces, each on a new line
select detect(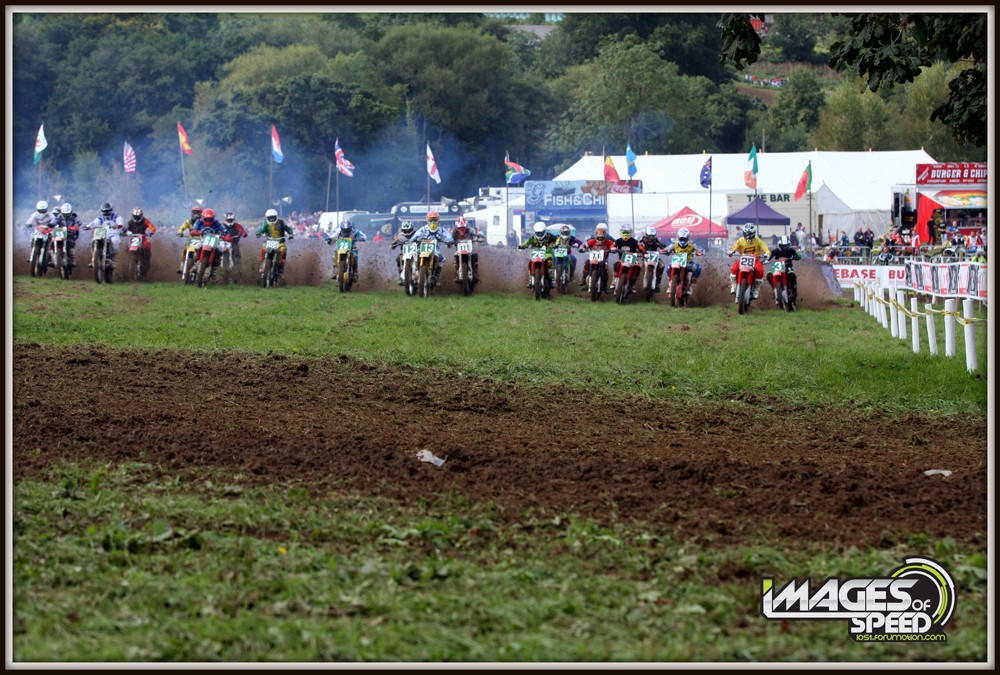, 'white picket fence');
853,281,985,373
